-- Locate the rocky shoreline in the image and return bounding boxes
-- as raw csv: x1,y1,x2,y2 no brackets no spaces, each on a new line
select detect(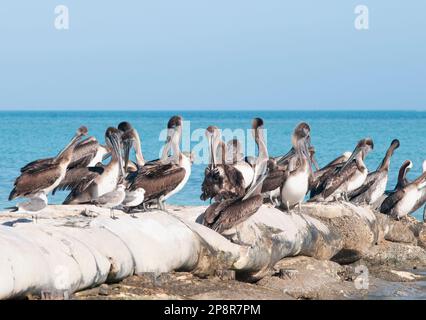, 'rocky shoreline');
1,203,425,300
